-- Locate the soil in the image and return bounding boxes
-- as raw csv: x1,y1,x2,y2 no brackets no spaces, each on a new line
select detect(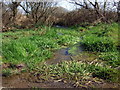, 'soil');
2,72,120,89
2,73,73,88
